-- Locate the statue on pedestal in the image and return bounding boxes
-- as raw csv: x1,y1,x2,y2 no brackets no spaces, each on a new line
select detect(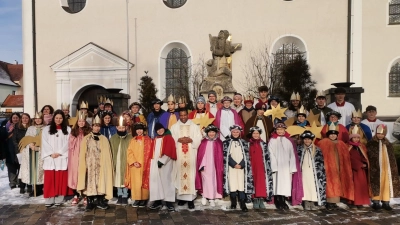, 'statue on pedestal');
200,30,241,100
